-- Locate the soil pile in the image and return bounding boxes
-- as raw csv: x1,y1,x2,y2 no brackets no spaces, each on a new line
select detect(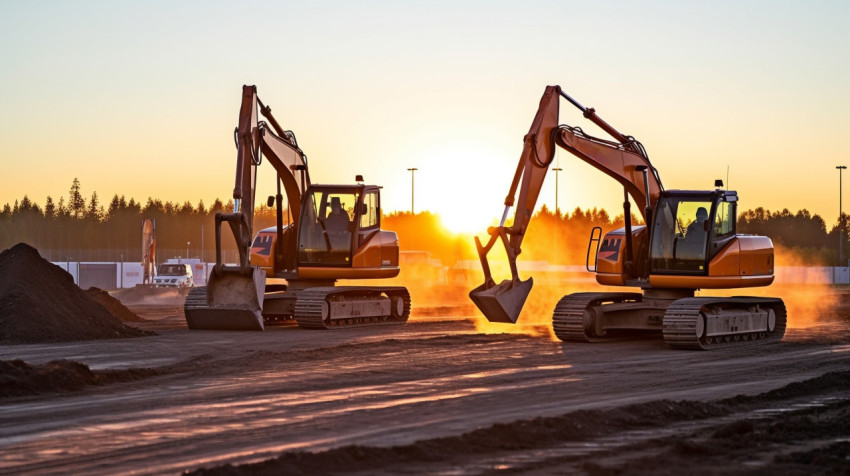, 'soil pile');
0,243,154,344
84,287,145,322
0,359,159,397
